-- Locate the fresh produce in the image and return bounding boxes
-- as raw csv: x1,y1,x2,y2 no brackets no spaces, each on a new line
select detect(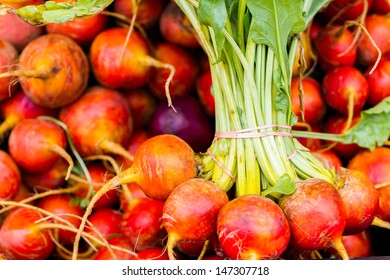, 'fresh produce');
314,24,357,72
113,0,165,29
322,66,369,116
365,58,390,106
37,194,84,245
149,95,214,153
357,13,390,66
0,0,390,261
278,178,349,259
22,157,68,192
0,33,90,108
0,13,44,52
336,168,379,234
0,38,18,101
120,197,166,251
163,178,229,260
0,207,55,260
0,150,21,200
147,42,200,99
93,236,134,260
159,2,200,48
217,194,290,260
0,89,58,142
290,76,326,125
8,118,73,176
72,134,198,259
59,86,134,161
